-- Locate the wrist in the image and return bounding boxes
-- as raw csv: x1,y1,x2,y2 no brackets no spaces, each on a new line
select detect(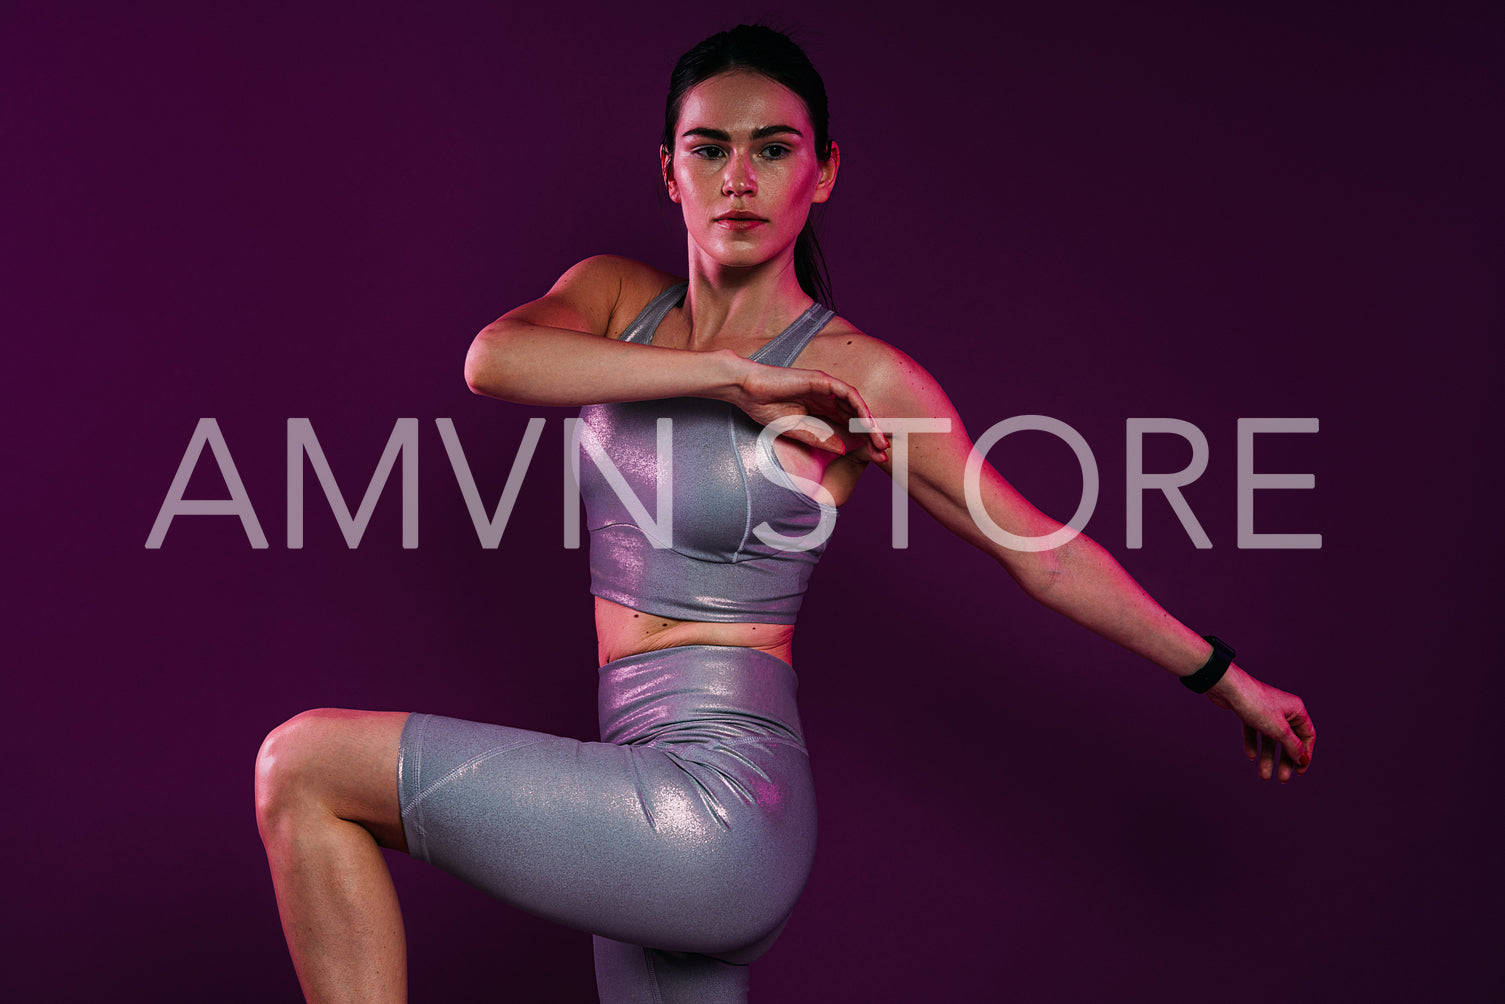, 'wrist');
1179,634,1235,693
1206,662,1247,701
707,348,755,403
